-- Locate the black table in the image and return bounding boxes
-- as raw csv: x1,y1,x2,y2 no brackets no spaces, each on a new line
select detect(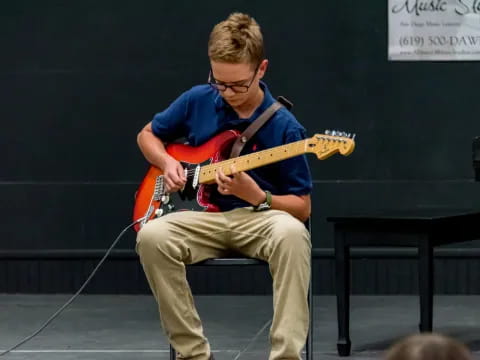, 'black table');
327,209,480,357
